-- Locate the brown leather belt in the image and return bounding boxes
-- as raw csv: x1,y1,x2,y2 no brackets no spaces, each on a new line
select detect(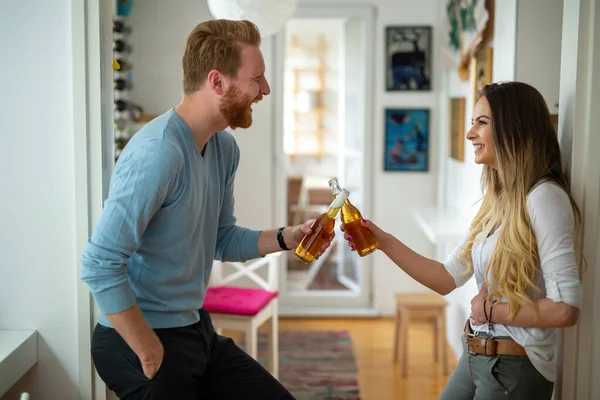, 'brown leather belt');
464,321,527,357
